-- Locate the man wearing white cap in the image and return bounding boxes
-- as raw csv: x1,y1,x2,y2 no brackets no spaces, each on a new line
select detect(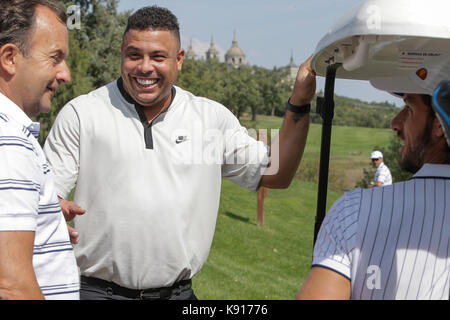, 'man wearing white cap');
369,150,392,187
